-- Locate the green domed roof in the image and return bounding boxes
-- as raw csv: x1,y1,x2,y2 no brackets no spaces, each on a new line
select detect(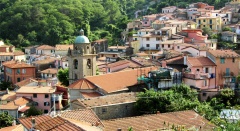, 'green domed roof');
74,29,90,44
